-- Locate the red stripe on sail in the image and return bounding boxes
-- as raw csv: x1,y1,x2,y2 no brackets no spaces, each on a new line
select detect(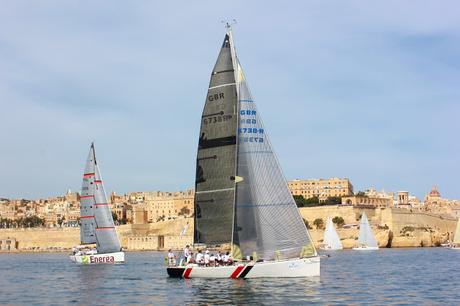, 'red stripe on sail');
80,195,93,199
95,203,109,206
183,267,193,279
96,227,114,230
80,216,94,219
230,266,245,279
94,180,102,184
83,173,95,177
